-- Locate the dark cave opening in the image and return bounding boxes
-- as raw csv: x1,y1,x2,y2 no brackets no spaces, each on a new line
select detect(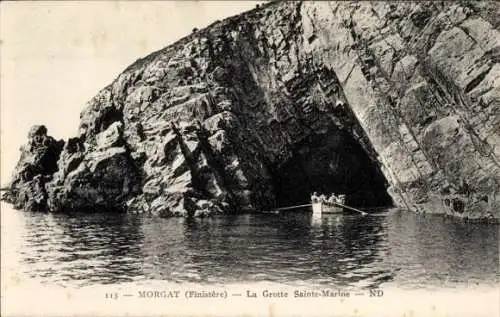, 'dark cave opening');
272,130,393,209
